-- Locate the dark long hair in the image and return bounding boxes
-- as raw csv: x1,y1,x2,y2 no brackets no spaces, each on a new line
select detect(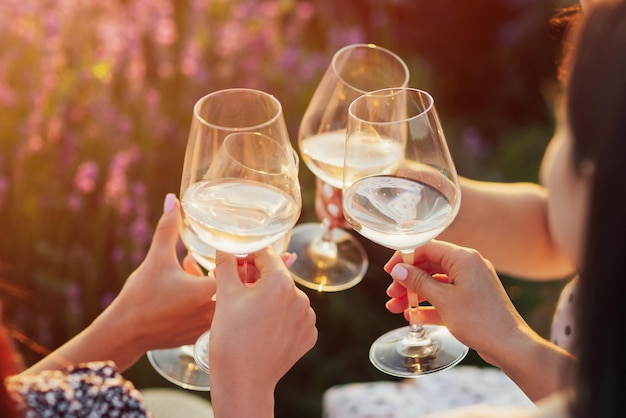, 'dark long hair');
567,1,626,417
550,3,583,84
